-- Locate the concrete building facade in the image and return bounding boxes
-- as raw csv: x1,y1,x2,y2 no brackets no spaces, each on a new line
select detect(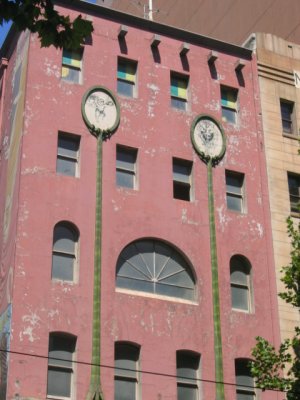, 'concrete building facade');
245,32,300,343
0,1,281,399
